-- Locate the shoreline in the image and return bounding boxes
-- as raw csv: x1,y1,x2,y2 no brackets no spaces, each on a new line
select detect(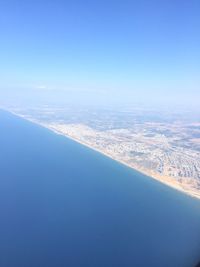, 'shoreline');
3,108,200,201
51,128,200,201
